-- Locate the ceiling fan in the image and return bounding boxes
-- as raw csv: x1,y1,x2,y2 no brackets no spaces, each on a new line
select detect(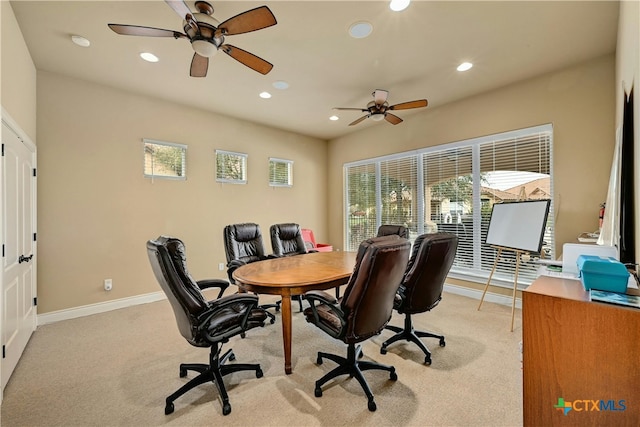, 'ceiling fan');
333,90,428,126
108,1,277,77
